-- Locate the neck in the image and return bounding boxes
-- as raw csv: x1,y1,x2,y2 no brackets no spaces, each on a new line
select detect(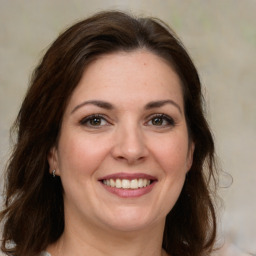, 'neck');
48,218,167,256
